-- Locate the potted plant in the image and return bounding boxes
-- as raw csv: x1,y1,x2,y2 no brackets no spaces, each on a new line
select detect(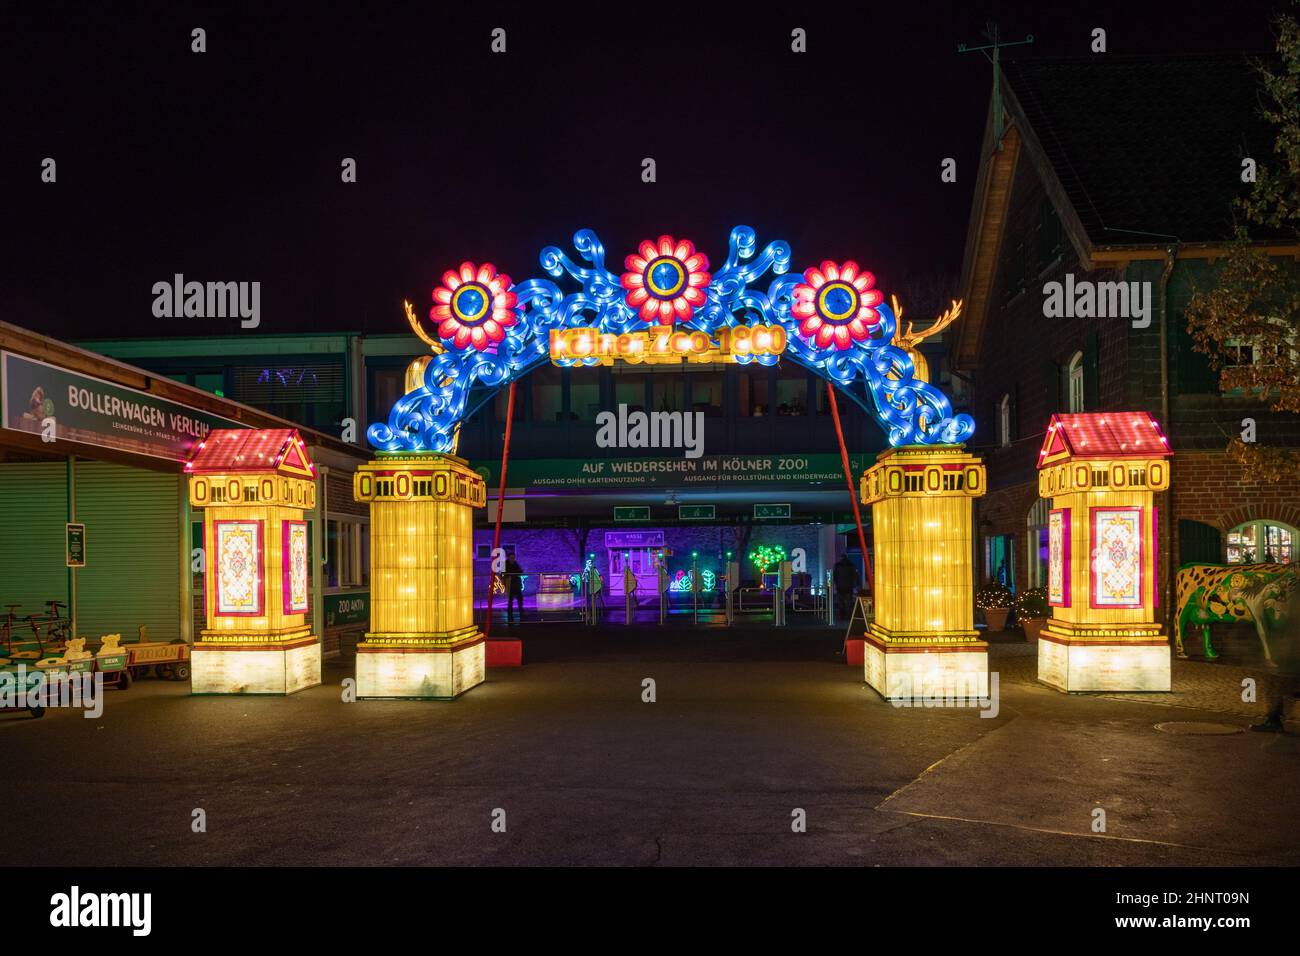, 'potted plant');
975,581,1013,632
1015,586,1050,642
